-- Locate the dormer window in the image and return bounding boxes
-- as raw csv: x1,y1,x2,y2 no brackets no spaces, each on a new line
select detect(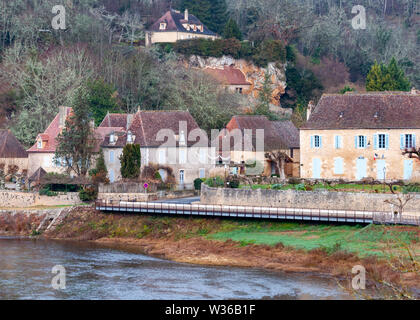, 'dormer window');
198,25,203,32
159,22,167,30
109,132,115,144
127,131,133,143
37,140,42,149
